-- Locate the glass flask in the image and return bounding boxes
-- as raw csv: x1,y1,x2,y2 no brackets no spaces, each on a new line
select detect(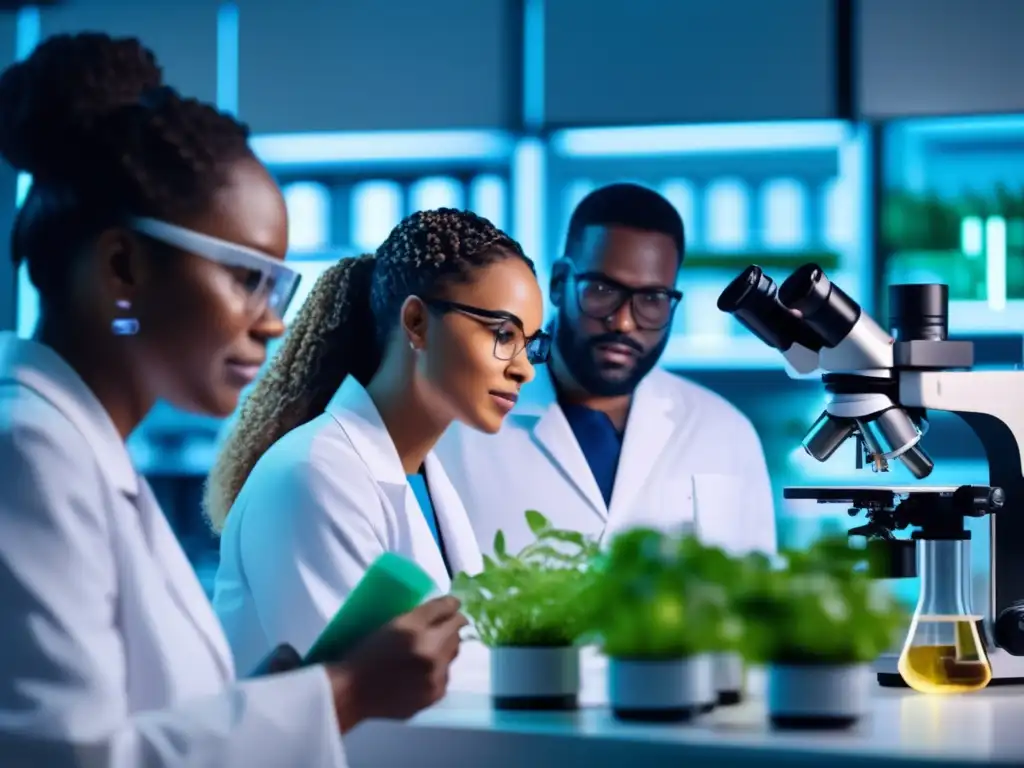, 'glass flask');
897,538,992,694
